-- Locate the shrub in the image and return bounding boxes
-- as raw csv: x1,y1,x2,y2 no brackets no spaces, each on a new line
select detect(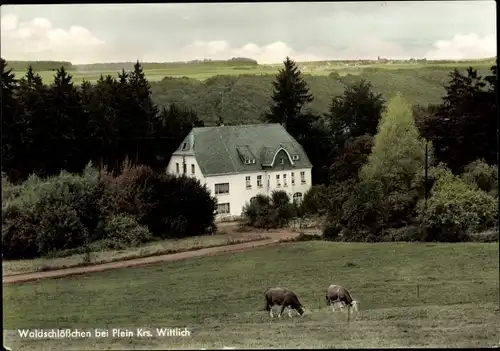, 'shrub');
102,214,153,249
462,159,498,196
301,185,330,216
322,222,342,241
242,191,295,229
2,165,103,259
135,173,217,239
340,179,389,241
417,173,498,242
